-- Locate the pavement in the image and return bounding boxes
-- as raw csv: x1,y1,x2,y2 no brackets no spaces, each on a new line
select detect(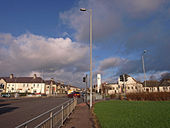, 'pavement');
62,102,97,128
